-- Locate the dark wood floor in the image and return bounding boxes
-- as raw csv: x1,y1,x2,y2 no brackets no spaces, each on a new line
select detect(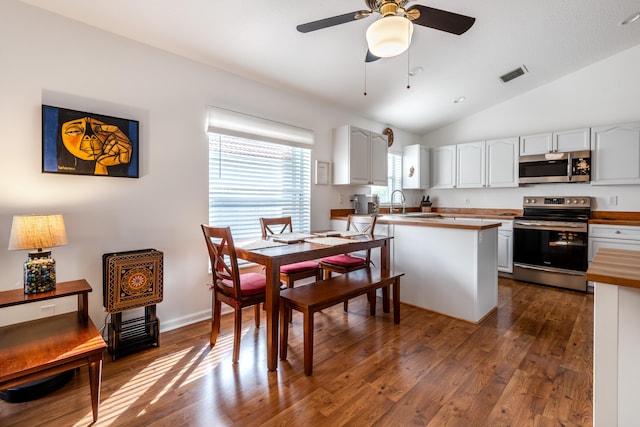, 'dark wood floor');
0,277,593,427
